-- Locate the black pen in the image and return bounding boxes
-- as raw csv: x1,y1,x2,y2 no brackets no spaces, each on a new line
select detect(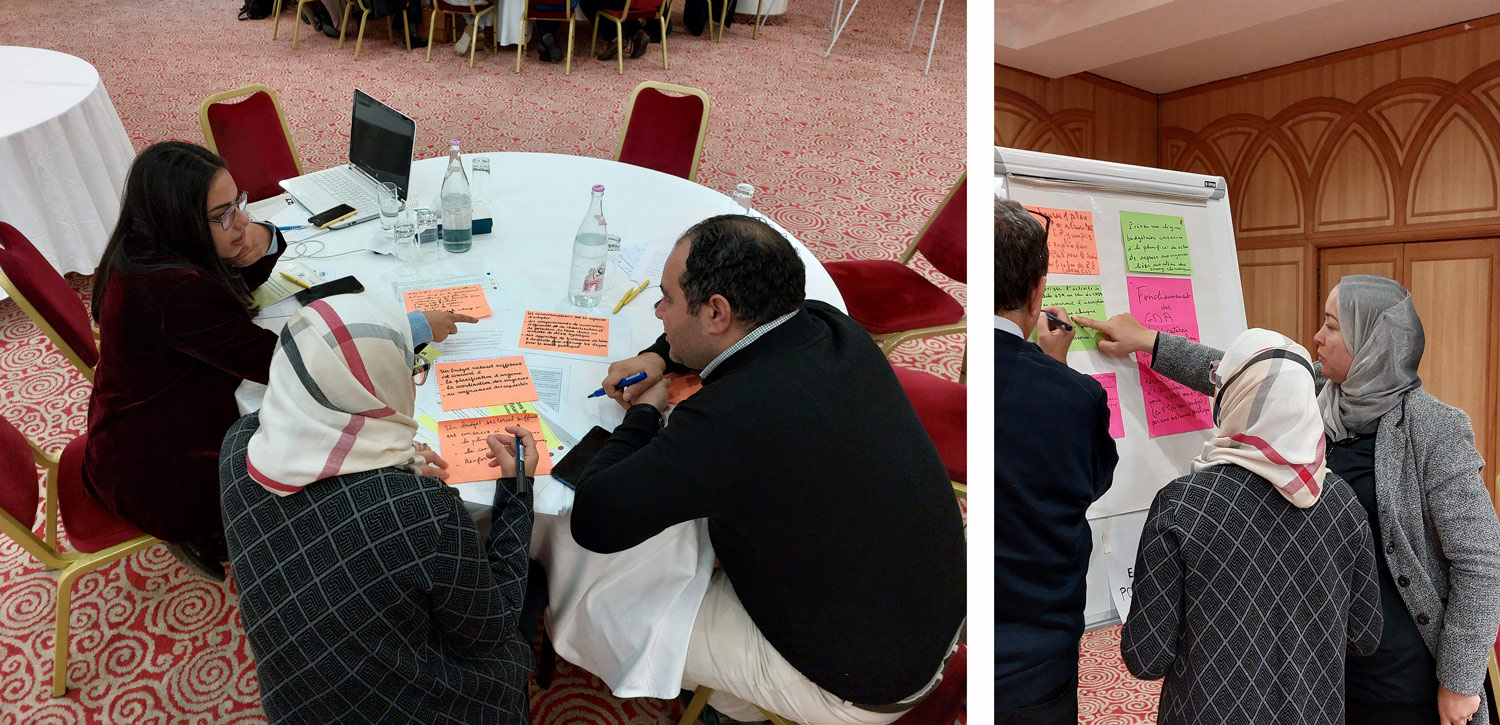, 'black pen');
1045,310,1074,332
514,435,529,495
